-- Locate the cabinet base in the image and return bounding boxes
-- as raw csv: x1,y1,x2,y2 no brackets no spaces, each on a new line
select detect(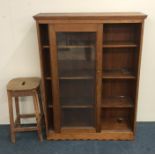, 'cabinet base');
47,131,134,140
